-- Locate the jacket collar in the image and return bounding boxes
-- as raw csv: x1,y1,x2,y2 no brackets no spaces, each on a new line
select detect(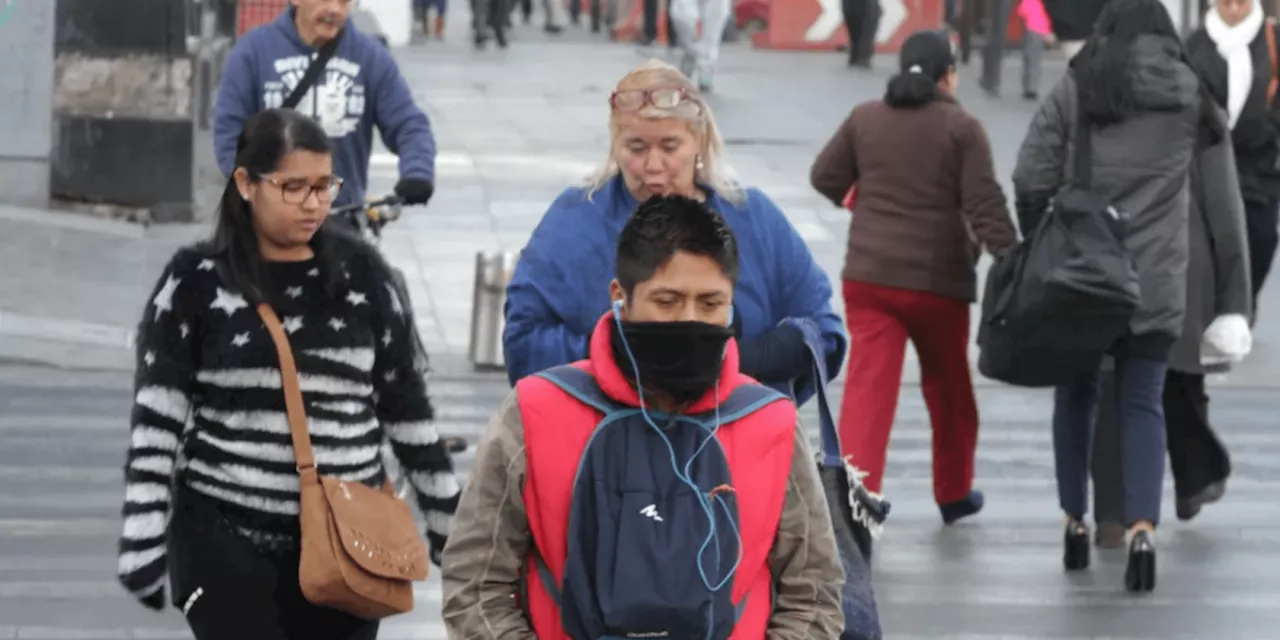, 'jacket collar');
585,311,744,414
